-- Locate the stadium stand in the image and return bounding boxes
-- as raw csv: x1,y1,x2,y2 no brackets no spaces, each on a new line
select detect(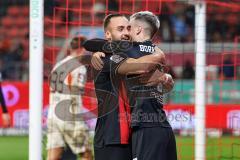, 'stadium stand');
0,0,239,83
